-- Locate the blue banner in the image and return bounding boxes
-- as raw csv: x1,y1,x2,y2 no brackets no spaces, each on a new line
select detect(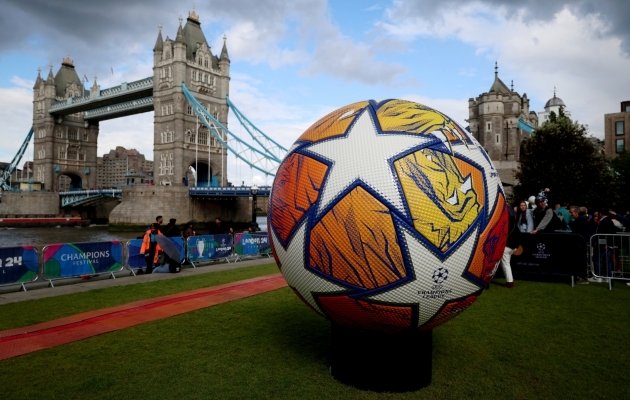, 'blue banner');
127,239,145,270
43,241,124,279
170,237,185,263
0,246,39,286
234,232,272,256
187,234,233,262
127,237,185,270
